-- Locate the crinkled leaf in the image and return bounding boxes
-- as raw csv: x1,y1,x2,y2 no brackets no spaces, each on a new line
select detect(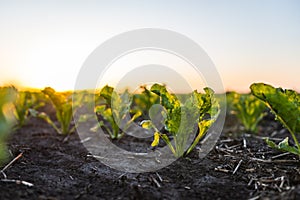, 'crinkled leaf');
150,84,181,134
186,89,220,155
96,87,139,139
149,84,219,157
251,83,300,134
99,85,114,106
251,83,300,149
111,90,133,130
